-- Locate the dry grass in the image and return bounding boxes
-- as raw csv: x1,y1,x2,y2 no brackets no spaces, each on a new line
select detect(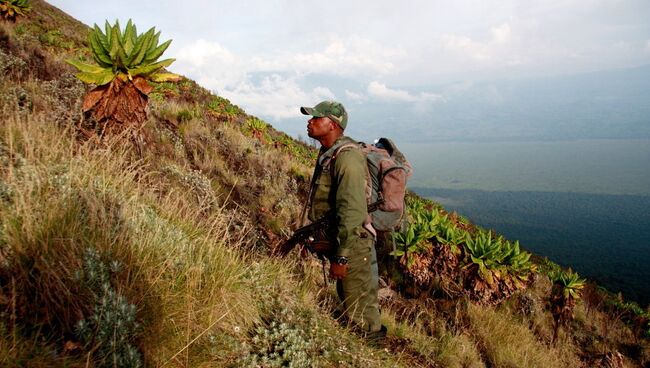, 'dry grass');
467,303,582,368
0,104,409,368
0,116,258,363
